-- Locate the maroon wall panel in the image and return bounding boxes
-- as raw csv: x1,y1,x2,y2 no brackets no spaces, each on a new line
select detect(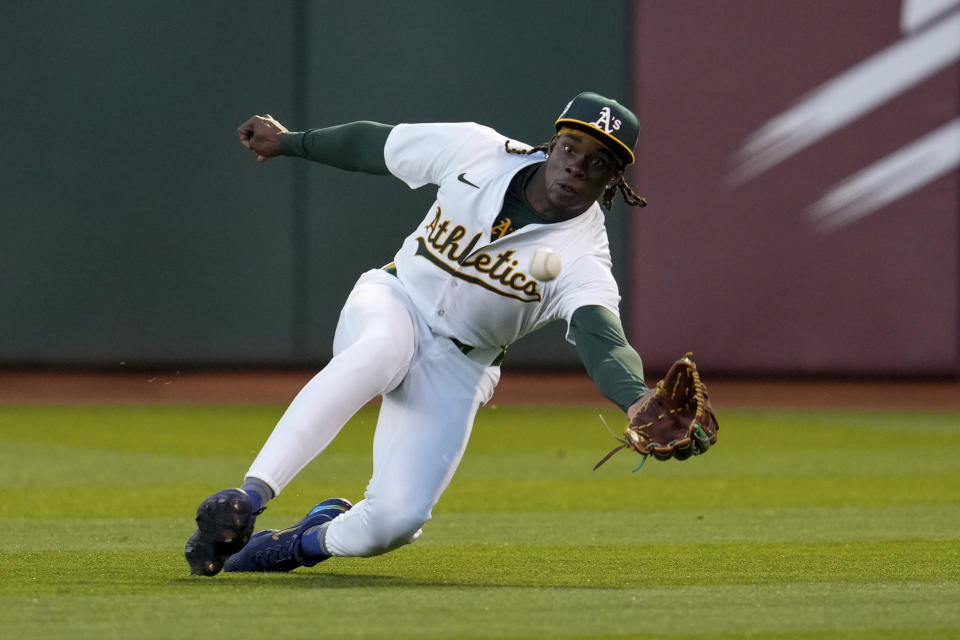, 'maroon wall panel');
628,0,959,375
